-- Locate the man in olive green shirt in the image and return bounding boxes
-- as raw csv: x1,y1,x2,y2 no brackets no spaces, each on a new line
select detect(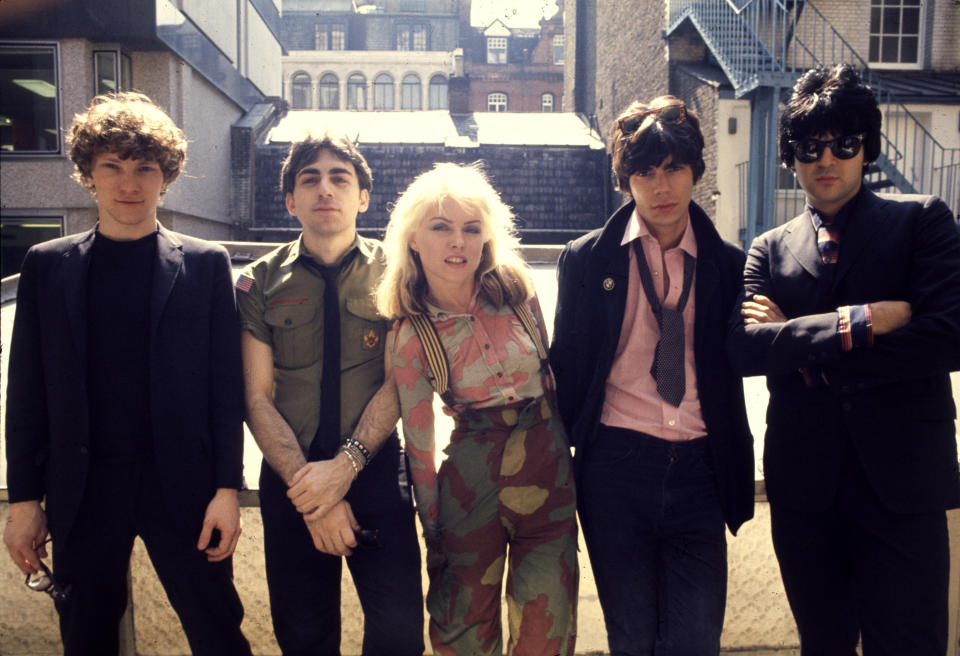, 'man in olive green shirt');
237,133,423,655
